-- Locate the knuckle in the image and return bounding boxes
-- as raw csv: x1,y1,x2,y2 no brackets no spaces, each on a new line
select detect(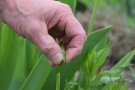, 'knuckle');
18,25,33,38
19,23,40,40
62,4,71,11
14,20,32,38
56,2,72,13
14,17,42,39
41,42,56,55
15,22,27,37
44,42,54,51
38,35,55,53
27,26,39,38
79,31,87,42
